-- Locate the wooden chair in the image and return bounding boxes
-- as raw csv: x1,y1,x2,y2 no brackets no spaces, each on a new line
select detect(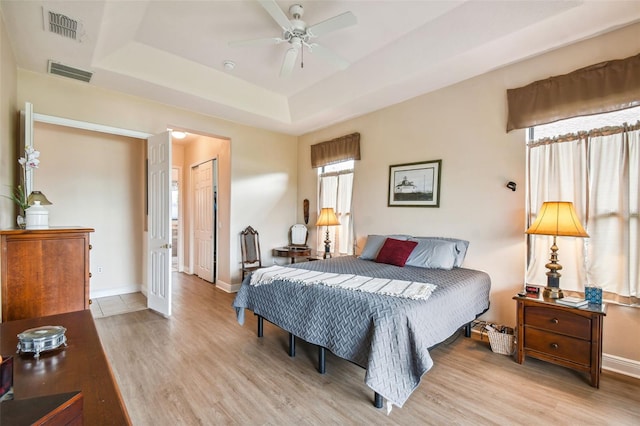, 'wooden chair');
241,226,262,280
